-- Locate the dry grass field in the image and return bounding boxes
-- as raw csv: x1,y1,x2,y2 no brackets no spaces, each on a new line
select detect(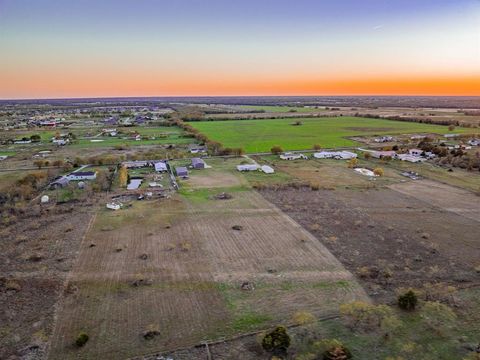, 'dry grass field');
47,168,367,359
